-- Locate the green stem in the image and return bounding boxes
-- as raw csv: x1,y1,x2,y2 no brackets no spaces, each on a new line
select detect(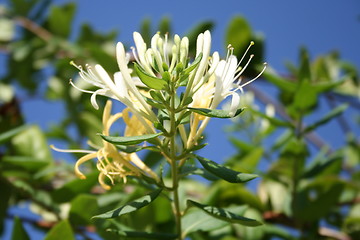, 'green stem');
168,82,183,239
